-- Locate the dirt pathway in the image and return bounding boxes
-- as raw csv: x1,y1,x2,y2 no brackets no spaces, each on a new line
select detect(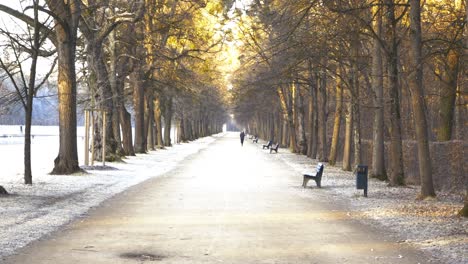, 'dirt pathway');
2,133,430,263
